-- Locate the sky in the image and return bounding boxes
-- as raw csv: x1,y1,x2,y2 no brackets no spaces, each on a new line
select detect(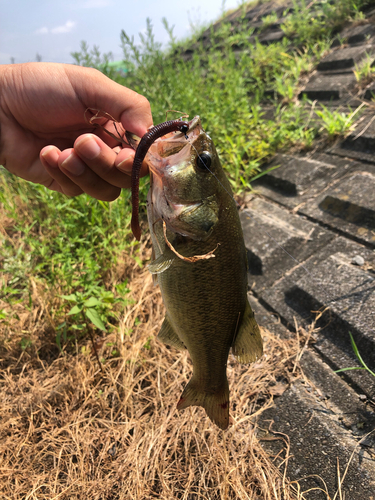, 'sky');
0,0,242,65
